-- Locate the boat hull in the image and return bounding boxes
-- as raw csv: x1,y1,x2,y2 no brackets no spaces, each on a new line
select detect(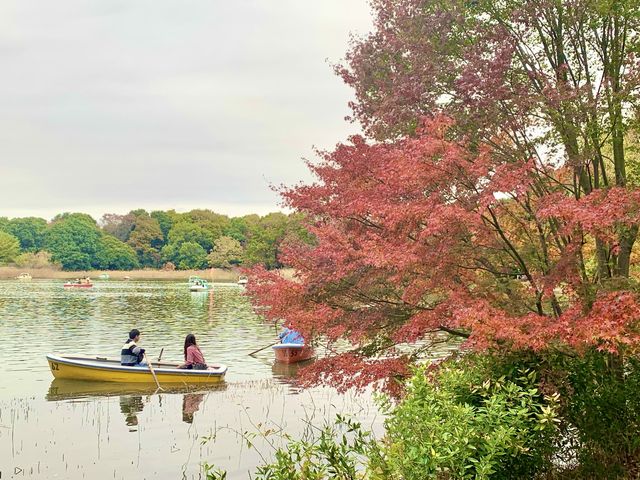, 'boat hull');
64,283,93,288
46,354,227,384
272,344,315,364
